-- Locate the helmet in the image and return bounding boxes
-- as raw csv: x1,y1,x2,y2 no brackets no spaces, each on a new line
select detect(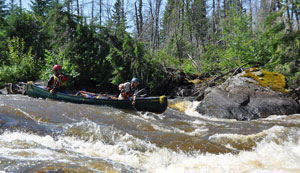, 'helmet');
53,65,62,71
131,78,139,84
